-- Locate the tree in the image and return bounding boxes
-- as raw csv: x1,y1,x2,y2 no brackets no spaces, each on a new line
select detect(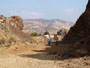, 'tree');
43,31,49,35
